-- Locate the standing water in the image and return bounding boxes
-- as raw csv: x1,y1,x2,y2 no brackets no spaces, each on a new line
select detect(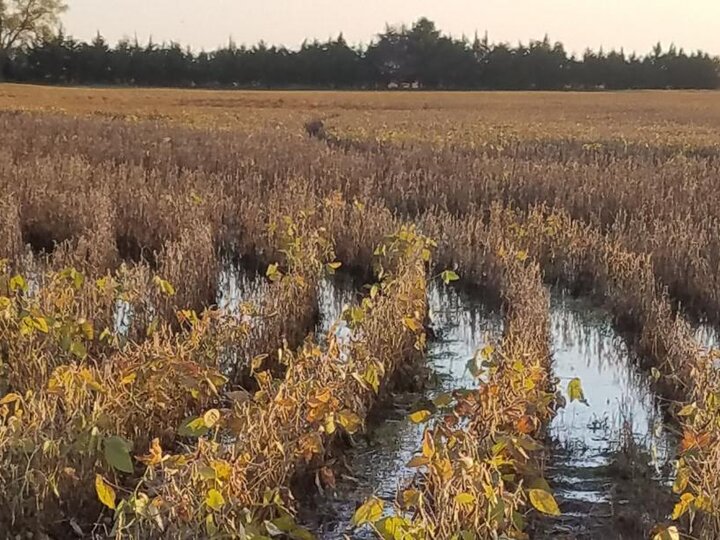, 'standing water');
301,282,502,538
534,291,676,539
